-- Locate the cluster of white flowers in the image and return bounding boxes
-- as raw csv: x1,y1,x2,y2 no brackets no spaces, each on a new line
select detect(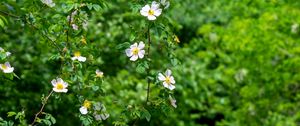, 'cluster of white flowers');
71,51,86,62
140,0,170,20
125,41,145,61
40,0,55,7
67,10,89,31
